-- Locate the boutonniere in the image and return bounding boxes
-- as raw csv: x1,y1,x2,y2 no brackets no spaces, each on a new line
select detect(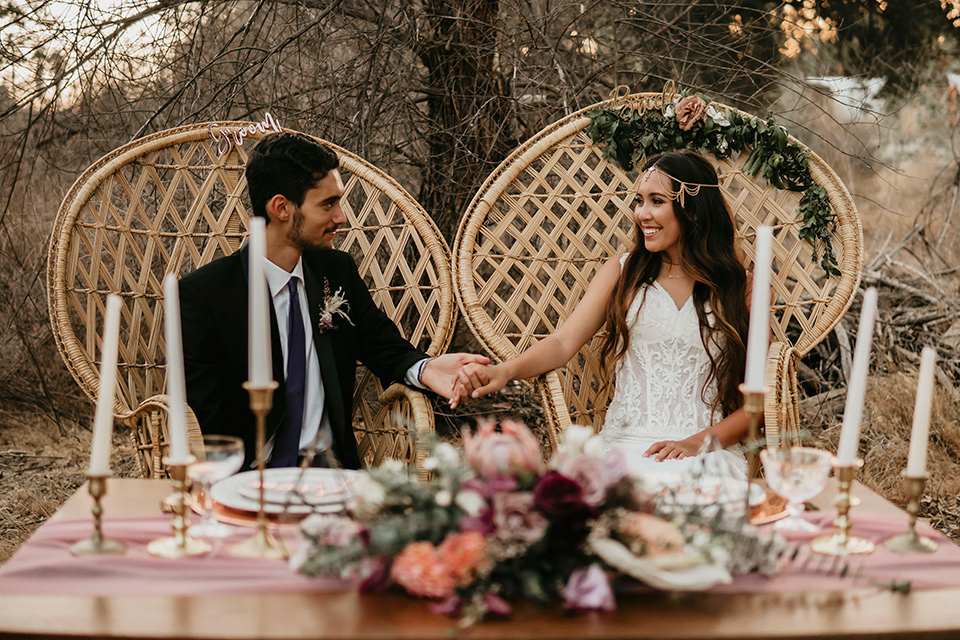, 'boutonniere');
317,278,354,333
